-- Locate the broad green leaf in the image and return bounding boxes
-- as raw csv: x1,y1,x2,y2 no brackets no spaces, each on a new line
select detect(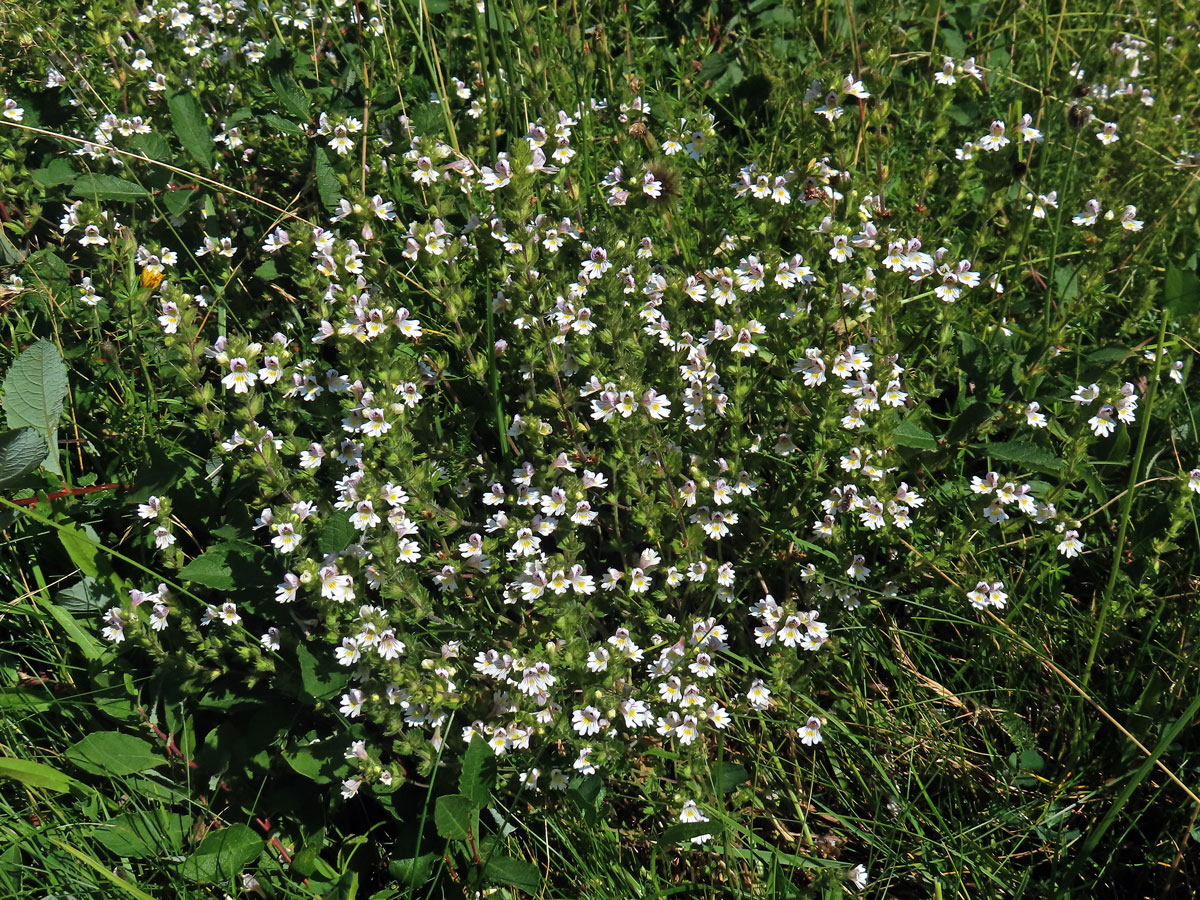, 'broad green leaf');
2,339,67,475
317,509,355,555
893,417,937,452
482,854,540,895
30,158,75,188
976,440,1065,475
168,92,212,171
269,67,310,120
458,735,496,807
37,596,106,661
58,522,101,578
71,173,150,202
714,760,749,794
0,755,80,793
178,545,234,590
64,731,165,776
282,735,343,783
90,811,189,857
315,147,339,210
434,793,474,840
0,227,24,265
388,852,435,887
163,188,196,217
295,641,344,700
0,427,47,488
1165,265,1200,319
260,113,304,135
179,823,264,882
56,576,112,613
